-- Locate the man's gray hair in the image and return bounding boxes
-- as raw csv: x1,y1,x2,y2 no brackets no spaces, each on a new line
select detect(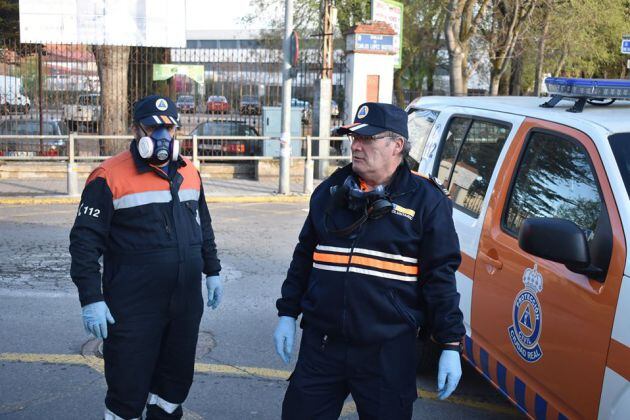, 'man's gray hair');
385,131,410,157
